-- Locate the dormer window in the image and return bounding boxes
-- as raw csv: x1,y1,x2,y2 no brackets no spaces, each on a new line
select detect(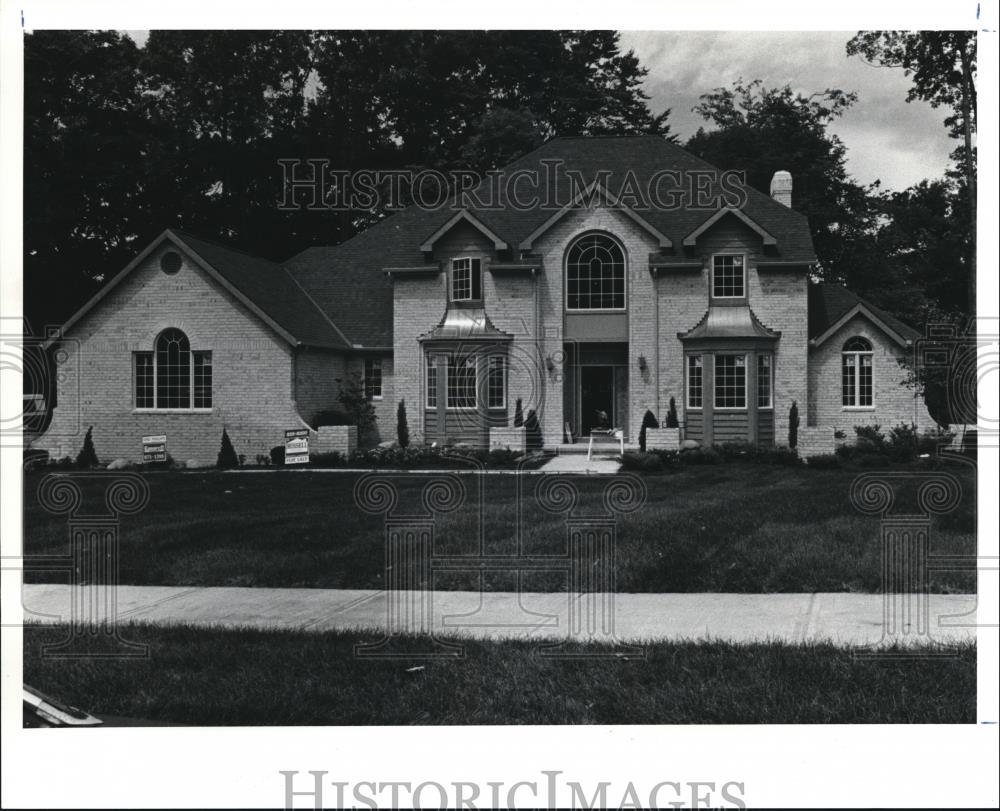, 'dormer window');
712,254,745,299
451,257,482,302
